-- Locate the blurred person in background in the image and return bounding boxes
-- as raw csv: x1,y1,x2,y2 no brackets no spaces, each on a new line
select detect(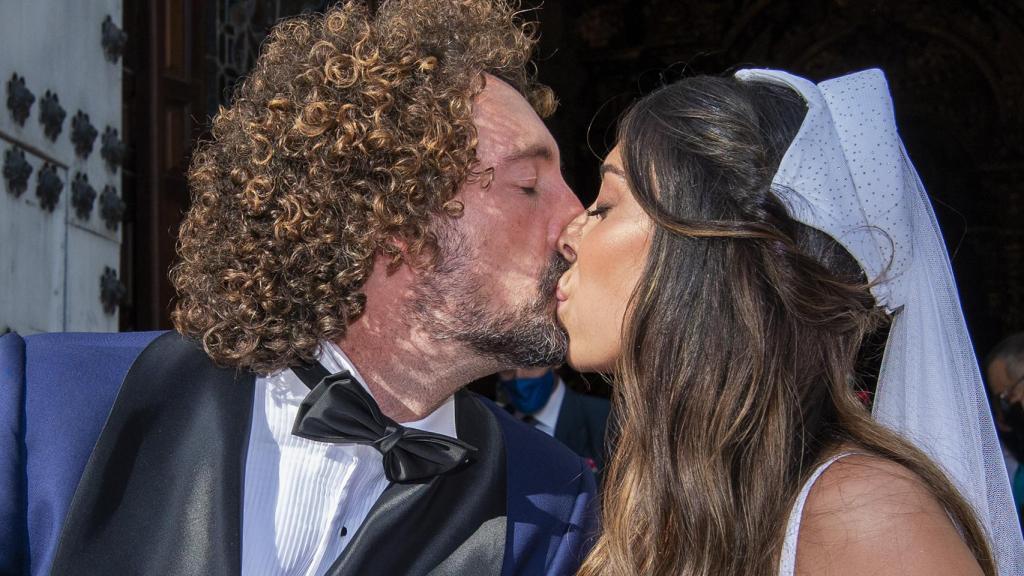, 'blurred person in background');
986,332,1024,519
499,367,610,481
